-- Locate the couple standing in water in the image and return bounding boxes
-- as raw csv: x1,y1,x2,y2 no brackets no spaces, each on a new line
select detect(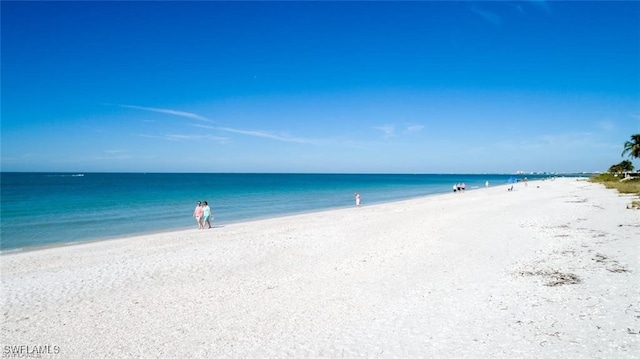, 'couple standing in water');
193,201,213,229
